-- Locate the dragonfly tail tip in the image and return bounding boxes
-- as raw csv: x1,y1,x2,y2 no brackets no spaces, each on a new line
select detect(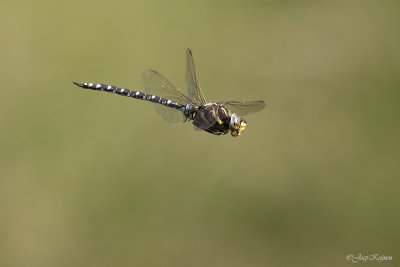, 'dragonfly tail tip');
73,81,83,87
